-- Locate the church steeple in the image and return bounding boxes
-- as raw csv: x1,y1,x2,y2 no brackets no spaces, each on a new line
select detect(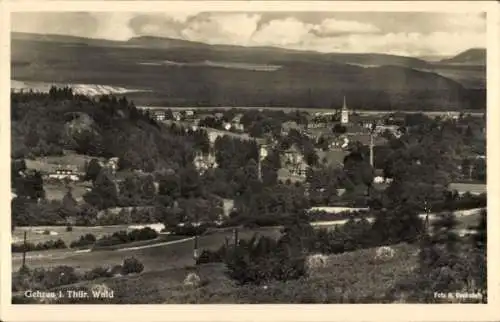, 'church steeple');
341,96,349,124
